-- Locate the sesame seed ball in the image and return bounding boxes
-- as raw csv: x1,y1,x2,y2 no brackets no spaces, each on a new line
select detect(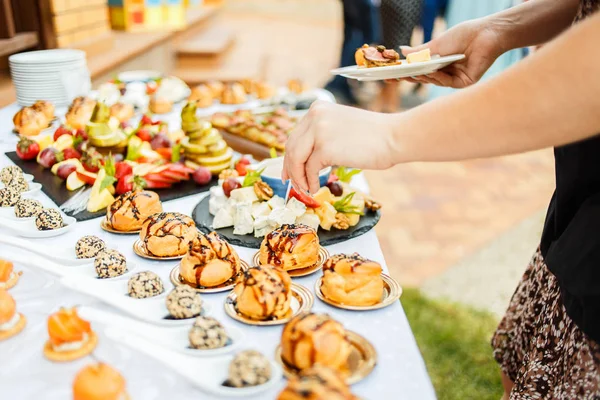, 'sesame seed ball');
35,208,64,230
75,236,106,259
127,271,164,299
